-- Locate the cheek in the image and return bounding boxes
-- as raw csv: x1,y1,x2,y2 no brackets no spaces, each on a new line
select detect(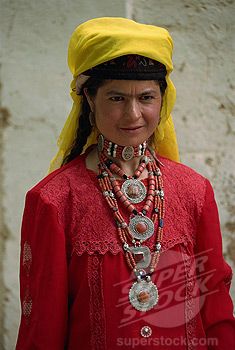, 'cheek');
95,103,121,124
145,103,161,123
